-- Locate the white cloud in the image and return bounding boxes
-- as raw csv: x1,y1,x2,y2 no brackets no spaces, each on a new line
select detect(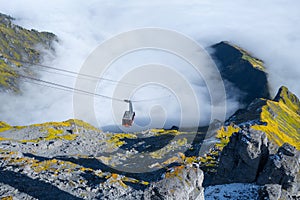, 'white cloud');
0,0,299,130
